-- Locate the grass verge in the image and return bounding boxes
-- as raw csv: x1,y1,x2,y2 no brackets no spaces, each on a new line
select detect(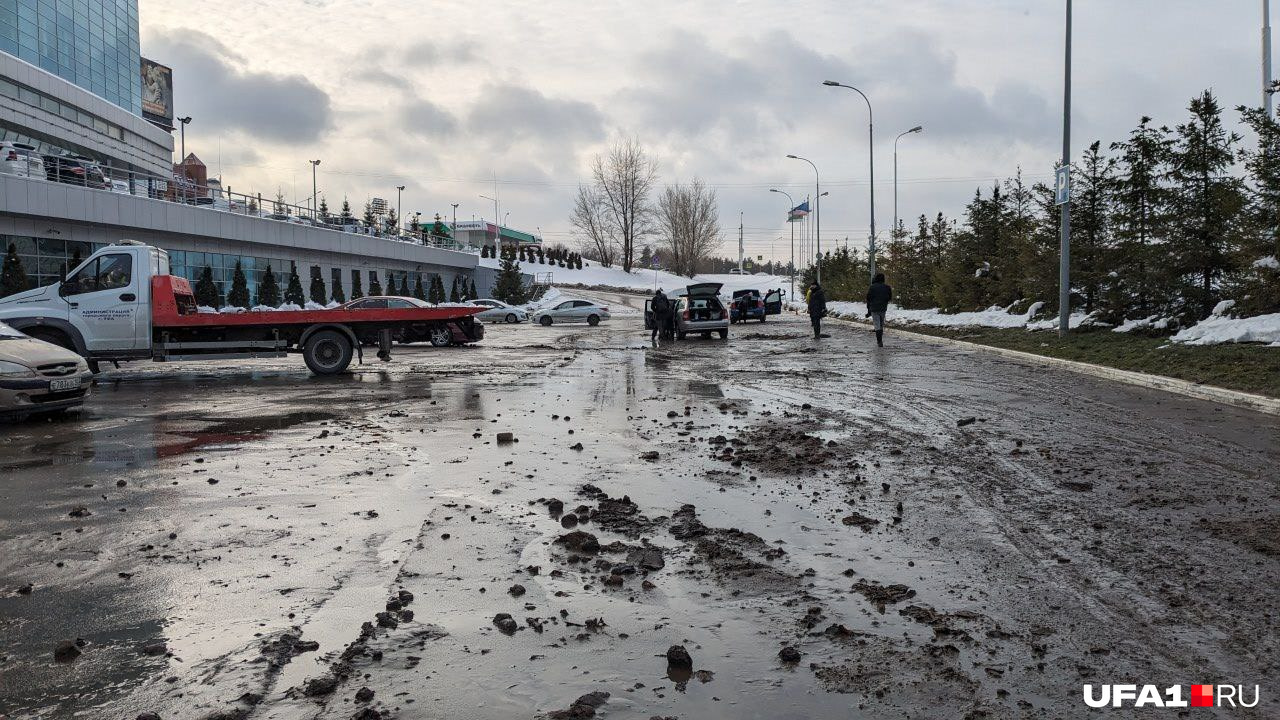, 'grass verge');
894,325,1280,399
